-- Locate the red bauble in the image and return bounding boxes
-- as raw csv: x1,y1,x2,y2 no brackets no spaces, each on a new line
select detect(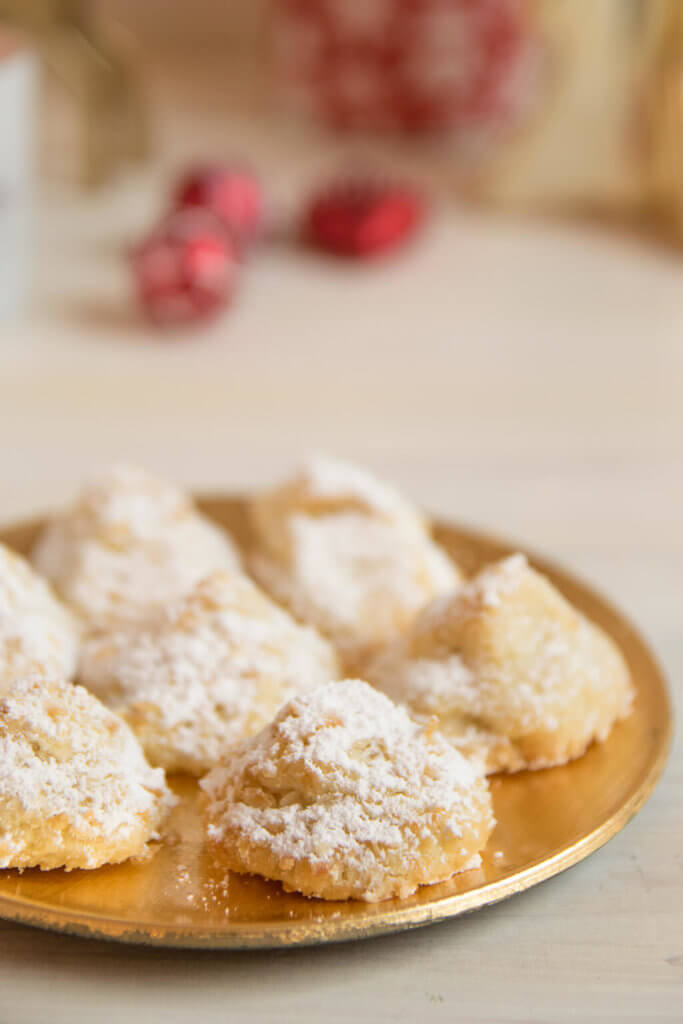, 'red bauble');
132,208,238,326
304,178,424,258
275,0,539,138
174,164,263,249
